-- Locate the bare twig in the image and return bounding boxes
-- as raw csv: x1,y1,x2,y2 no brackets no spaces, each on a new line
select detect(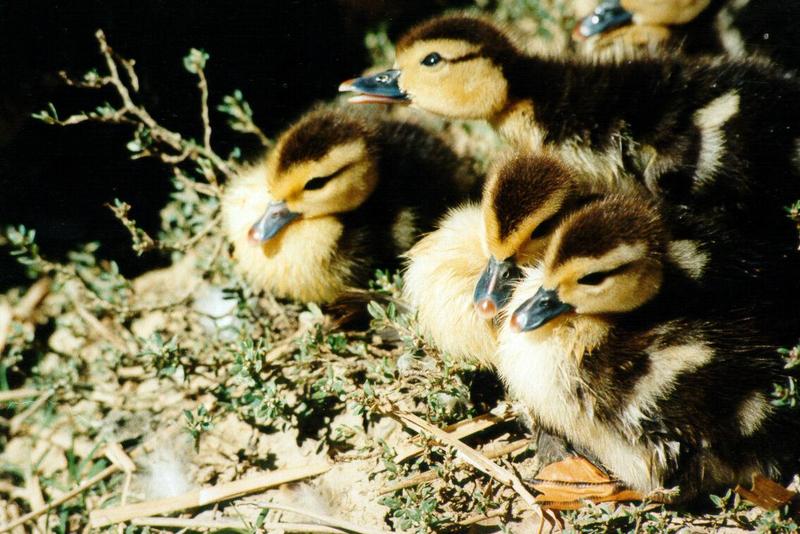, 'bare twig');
196,65,213,169
388,408,548,523
0,388,40,405
0,302,10,355
73,302,131,353
244,502,391,534
89,462,331,527
0,464,119,533
394,410,517,463
12,278,50,321
9,390,54,435
131,516,347,533
381,438,531,494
